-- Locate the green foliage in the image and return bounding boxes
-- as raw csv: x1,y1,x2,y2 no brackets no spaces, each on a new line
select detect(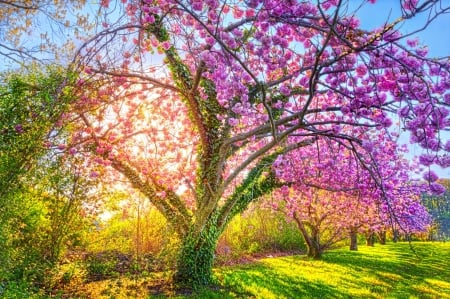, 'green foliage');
0,280,46,299
0,66,92,296
87,200,180,271
0,66,74,198
422,179,450,240
221,153,281,228
85,200,304,282
85,251,123,281
88,218,135,254
59,262,86,285
0,158,93,292
0,192,49,285
217,207,305,263
174,215,221,288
